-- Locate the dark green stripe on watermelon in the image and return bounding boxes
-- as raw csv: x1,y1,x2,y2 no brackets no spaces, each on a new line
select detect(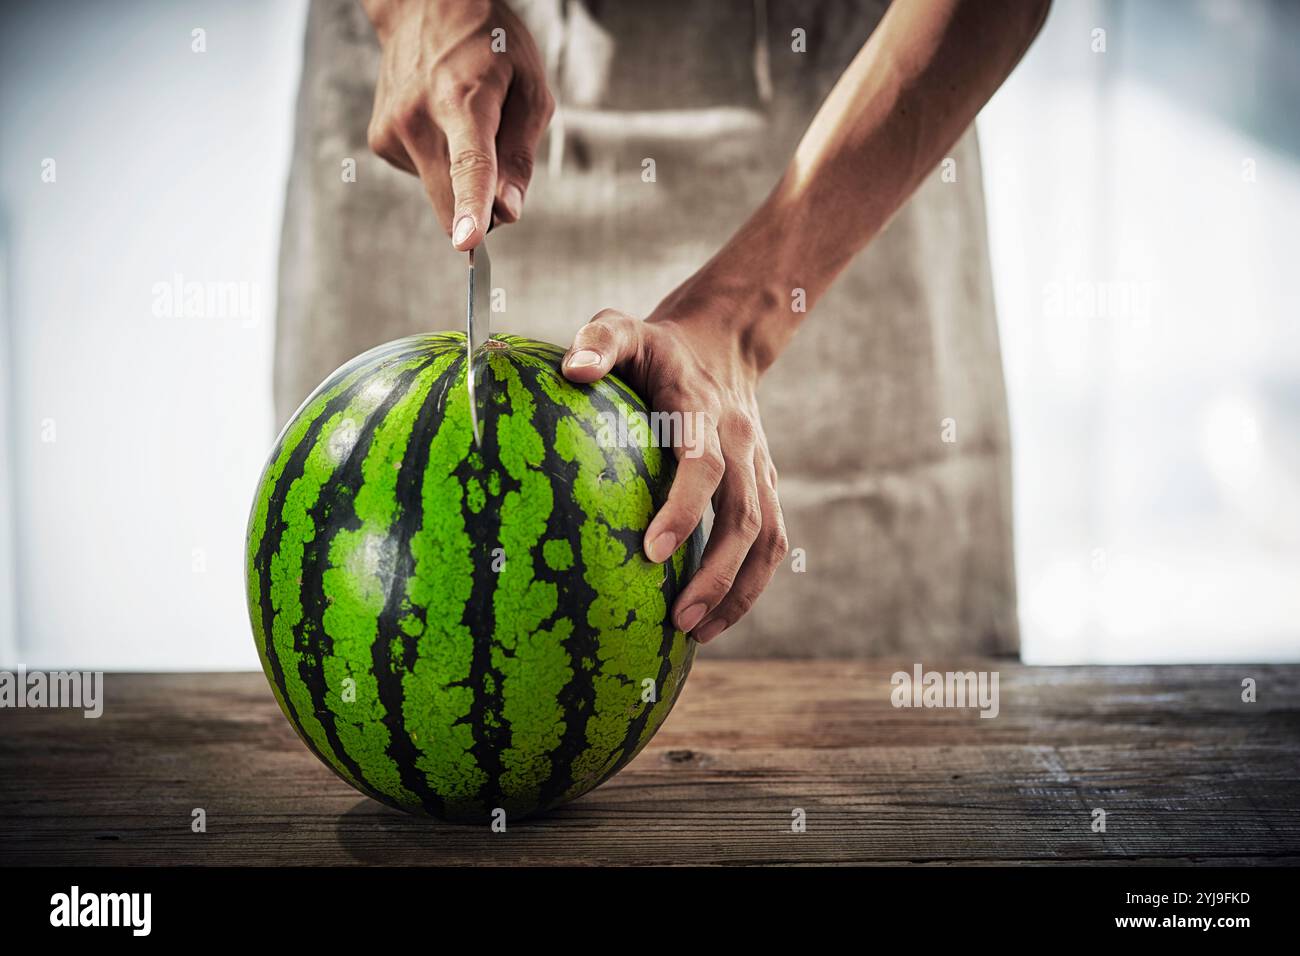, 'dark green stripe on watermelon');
295,354,443,810
245,334,699,823
248,351,410,800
